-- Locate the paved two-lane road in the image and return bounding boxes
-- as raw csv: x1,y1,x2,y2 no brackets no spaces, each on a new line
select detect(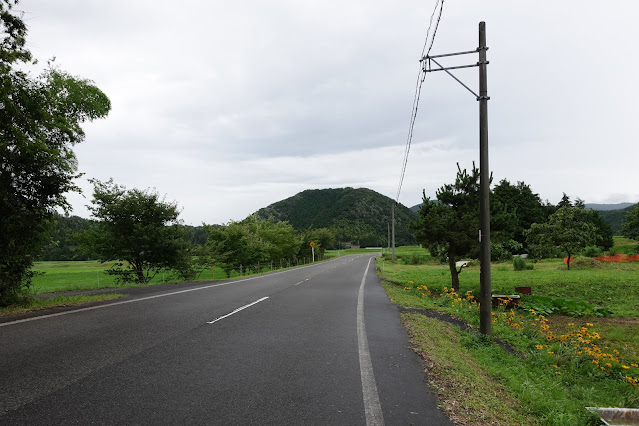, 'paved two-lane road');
0,254,450,425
